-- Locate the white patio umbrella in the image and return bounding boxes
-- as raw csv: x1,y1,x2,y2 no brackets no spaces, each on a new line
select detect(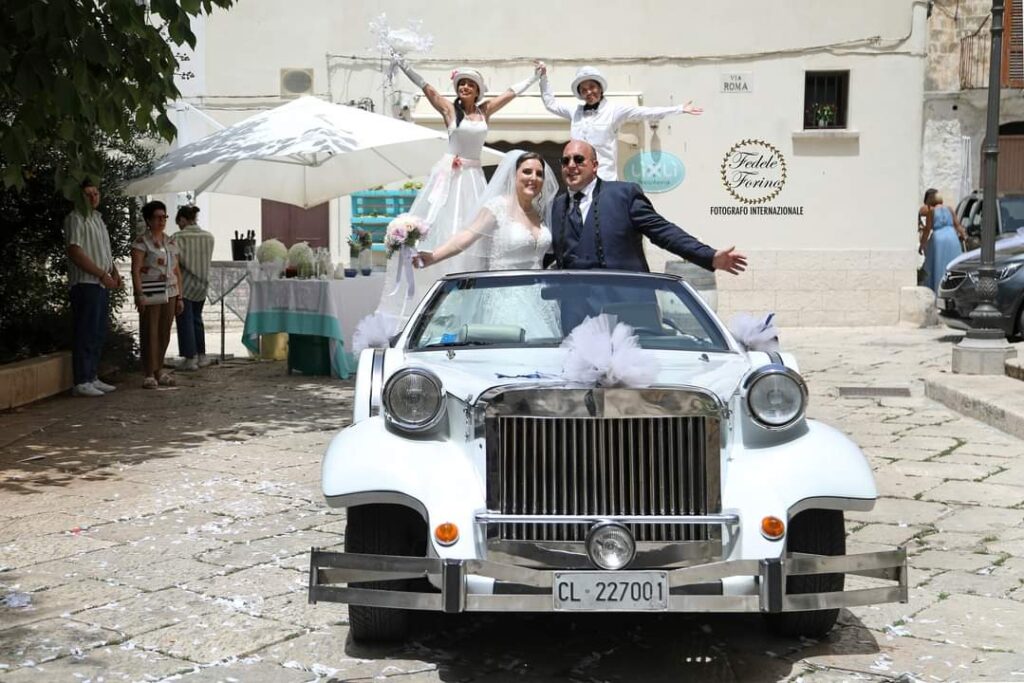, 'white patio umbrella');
124,96,503,208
